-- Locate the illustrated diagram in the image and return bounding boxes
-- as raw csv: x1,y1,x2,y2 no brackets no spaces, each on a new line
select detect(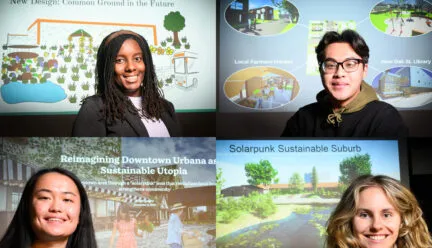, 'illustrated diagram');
1,12,202,113
370,0,432,37
372,66,432,108
223,66,299,110
225,0,299,36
